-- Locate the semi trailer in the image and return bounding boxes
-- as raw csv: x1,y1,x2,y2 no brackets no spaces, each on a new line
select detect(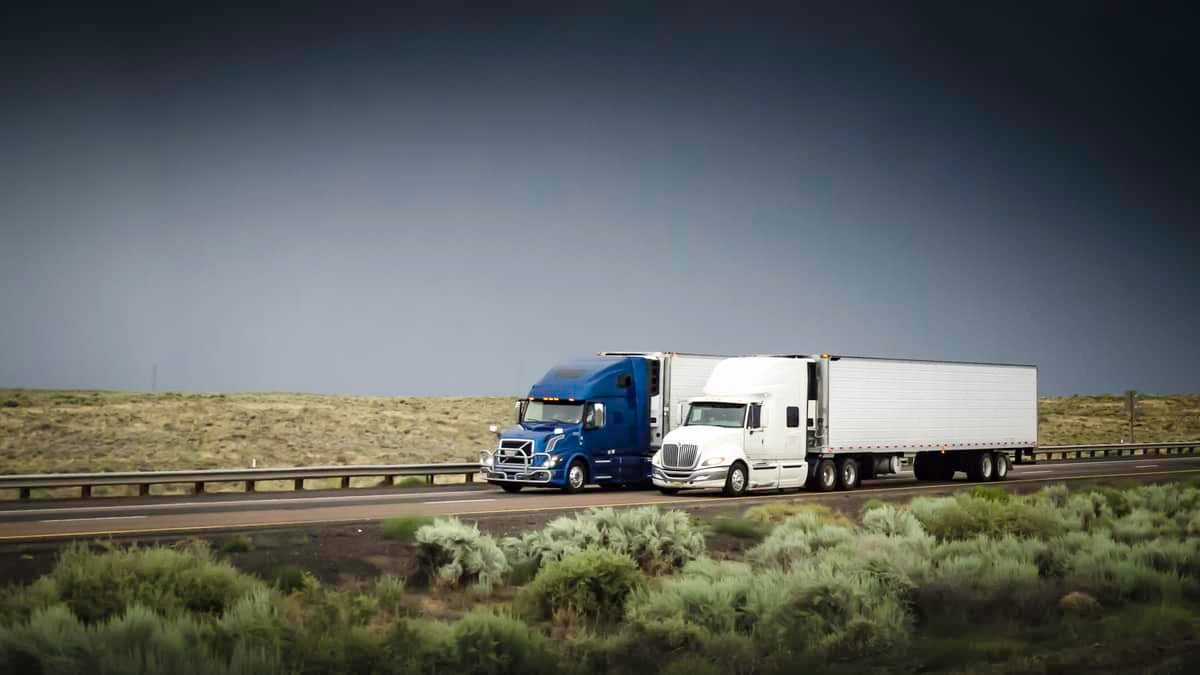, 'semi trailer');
652,354,1037,496
481,352,726,493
